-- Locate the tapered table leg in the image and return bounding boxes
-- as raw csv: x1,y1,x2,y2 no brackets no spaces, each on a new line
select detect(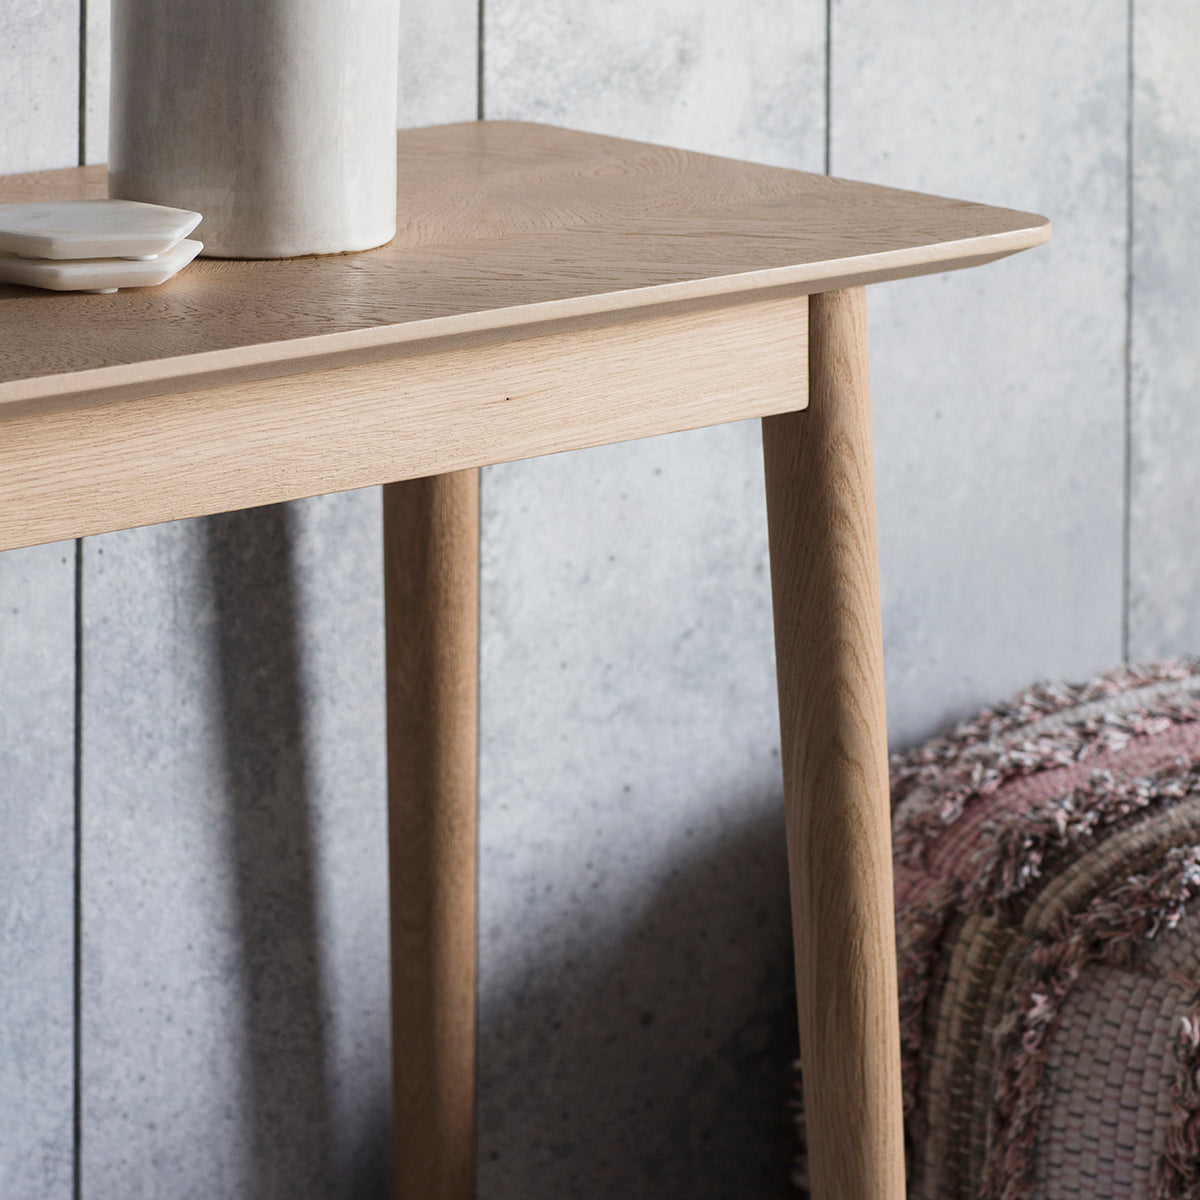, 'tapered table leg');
762,288,904,1200
383,470,479,1200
